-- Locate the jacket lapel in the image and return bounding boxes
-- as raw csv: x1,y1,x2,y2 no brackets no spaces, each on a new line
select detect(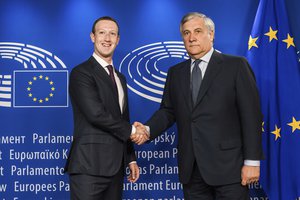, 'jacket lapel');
89,56,120,109
116,71,127,113
194,51,223,108
179,59,193,111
